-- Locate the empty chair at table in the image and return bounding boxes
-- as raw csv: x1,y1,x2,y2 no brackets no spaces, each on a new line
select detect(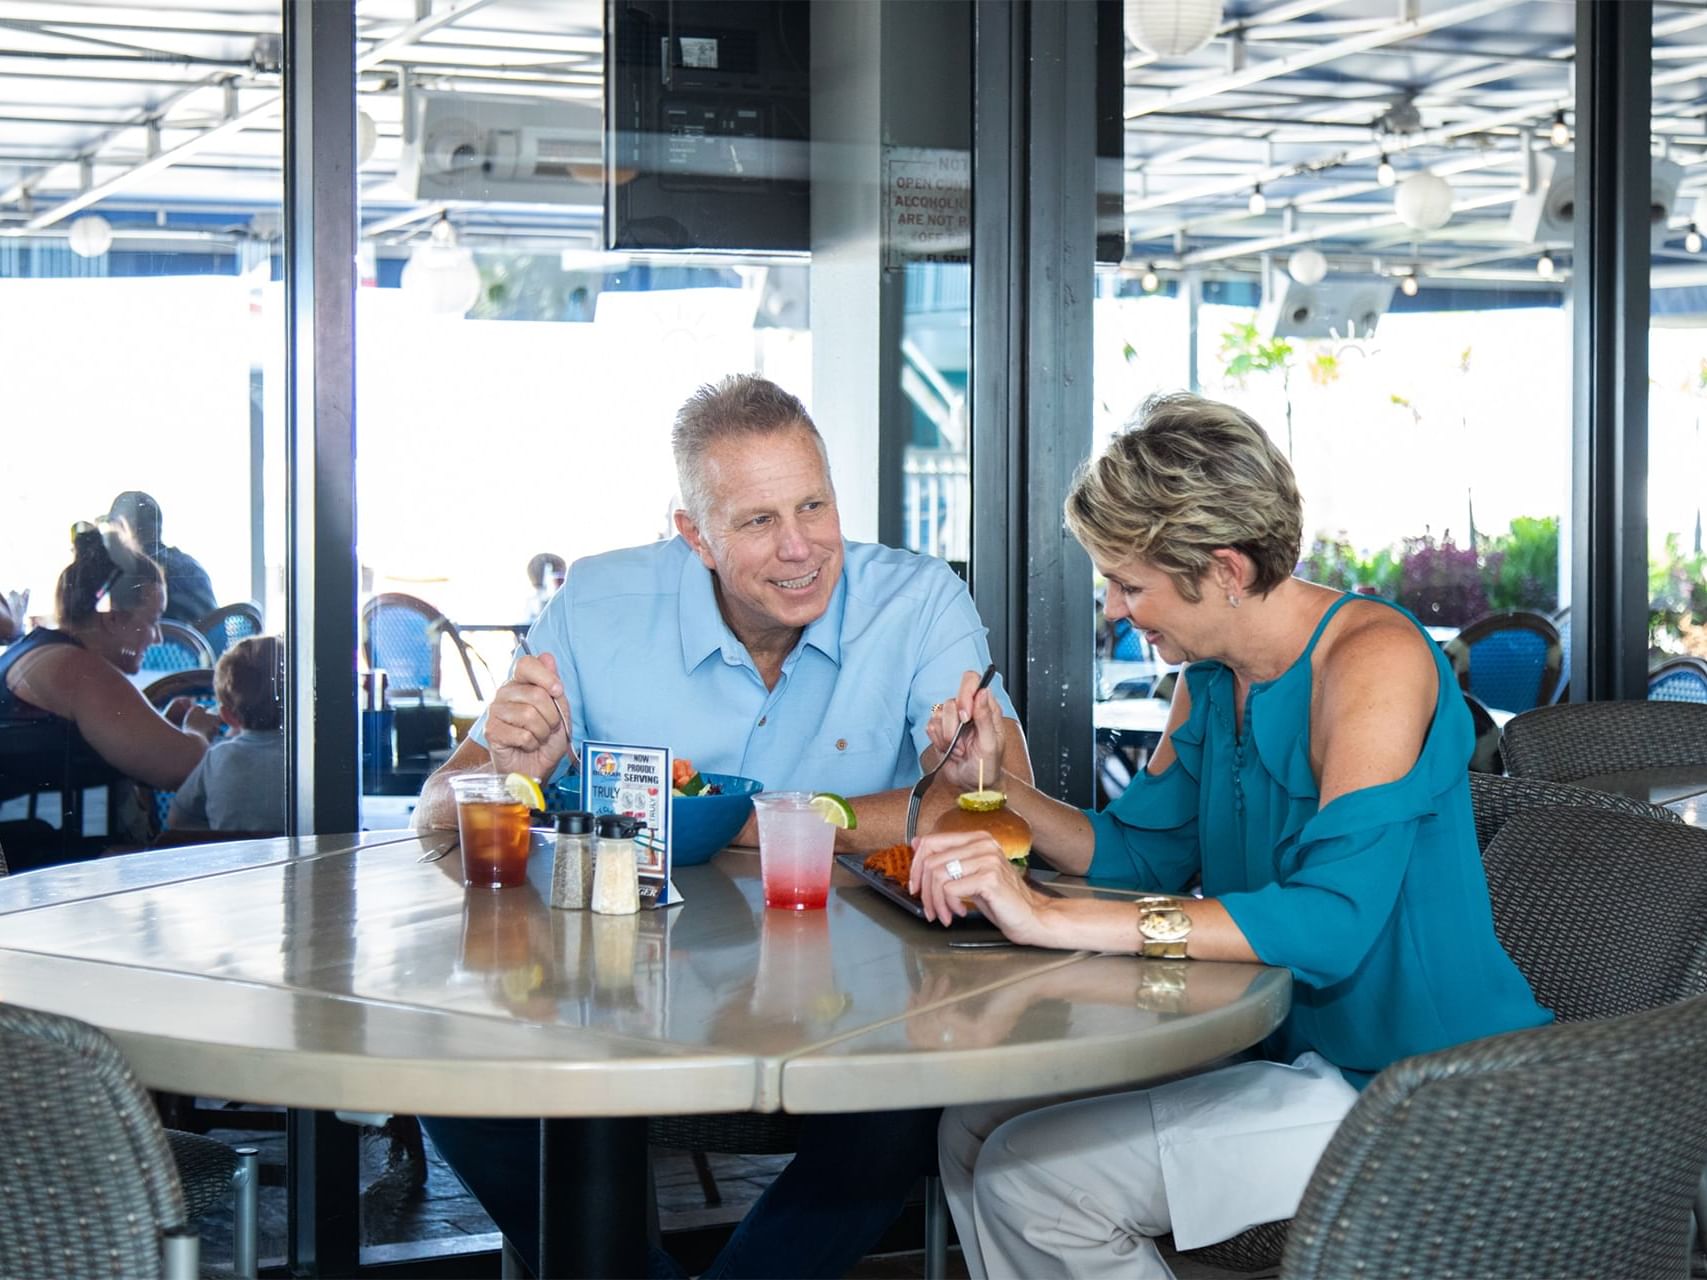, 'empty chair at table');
0,1002,260,1280
360,591,482,699
1466,770,1683,850
1281,994,1707,1280
1442,608,1563,715
1649,654,1707,704
1501,700,1707,782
